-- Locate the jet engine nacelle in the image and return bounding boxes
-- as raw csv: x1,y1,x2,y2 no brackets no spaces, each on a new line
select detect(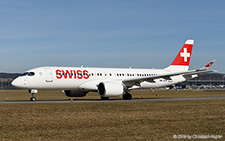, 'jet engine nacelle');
98,81,124,97
64,90,88,97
